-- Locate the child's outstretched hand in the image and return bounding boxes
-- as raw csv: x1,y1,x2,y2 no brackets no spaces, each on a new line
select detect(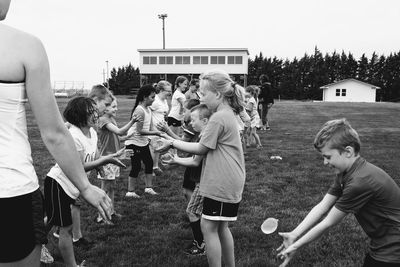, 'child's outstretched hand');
154,138,173,153
156,121,169,132
160,152,175,165
276,232,297,267
130,114,140,124
105,148,127,168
